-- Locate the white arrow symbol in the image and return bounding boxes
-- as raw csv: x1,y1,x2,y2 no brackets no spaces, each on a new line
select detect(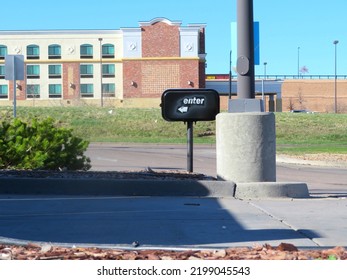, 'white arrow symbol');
178,106,189,113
